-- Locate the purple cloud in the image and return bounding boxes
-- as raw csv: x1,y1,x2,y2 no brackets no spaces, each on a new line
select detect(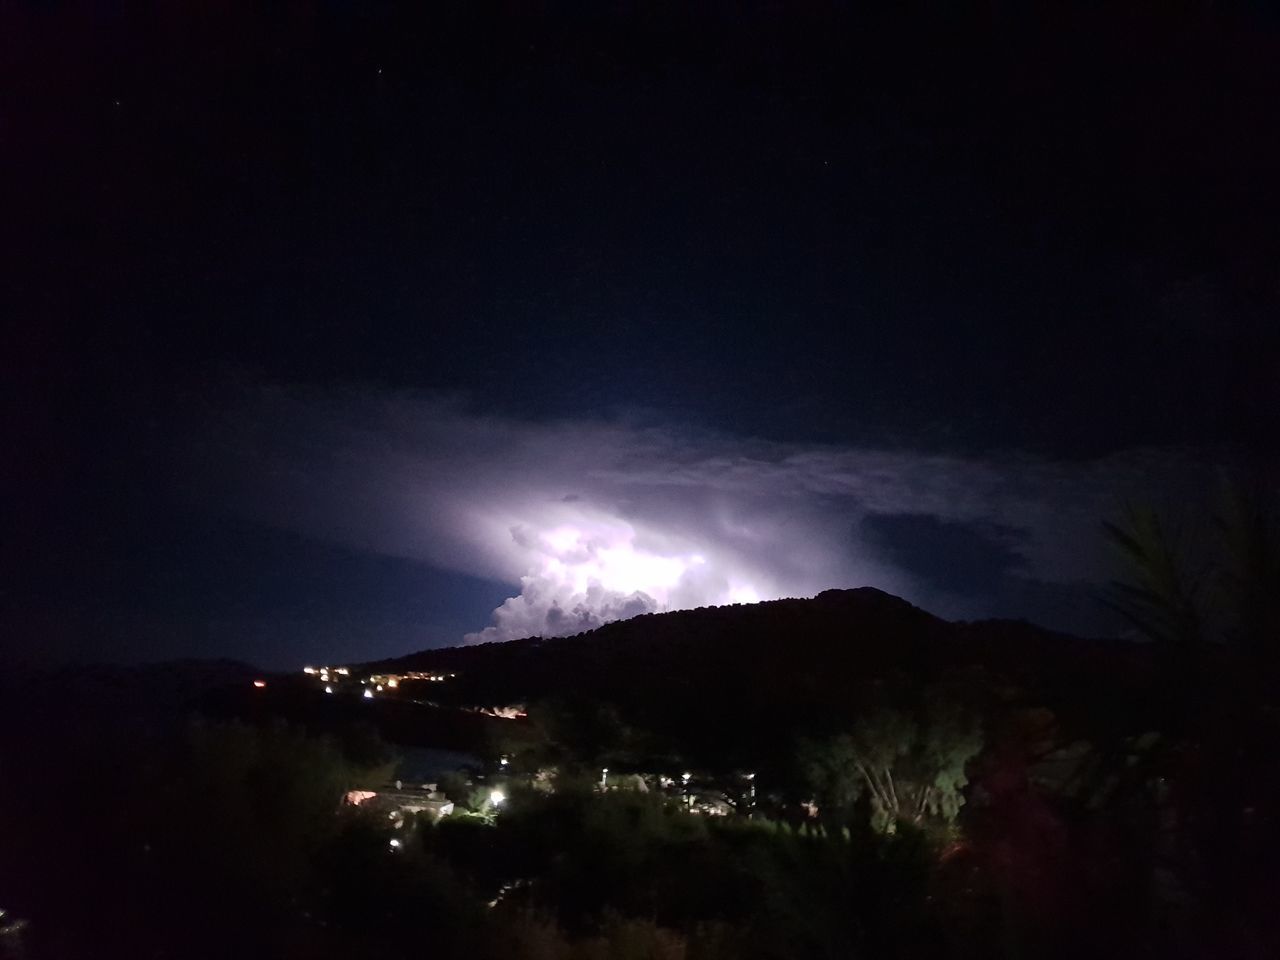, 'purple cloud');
184,381,1212,644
